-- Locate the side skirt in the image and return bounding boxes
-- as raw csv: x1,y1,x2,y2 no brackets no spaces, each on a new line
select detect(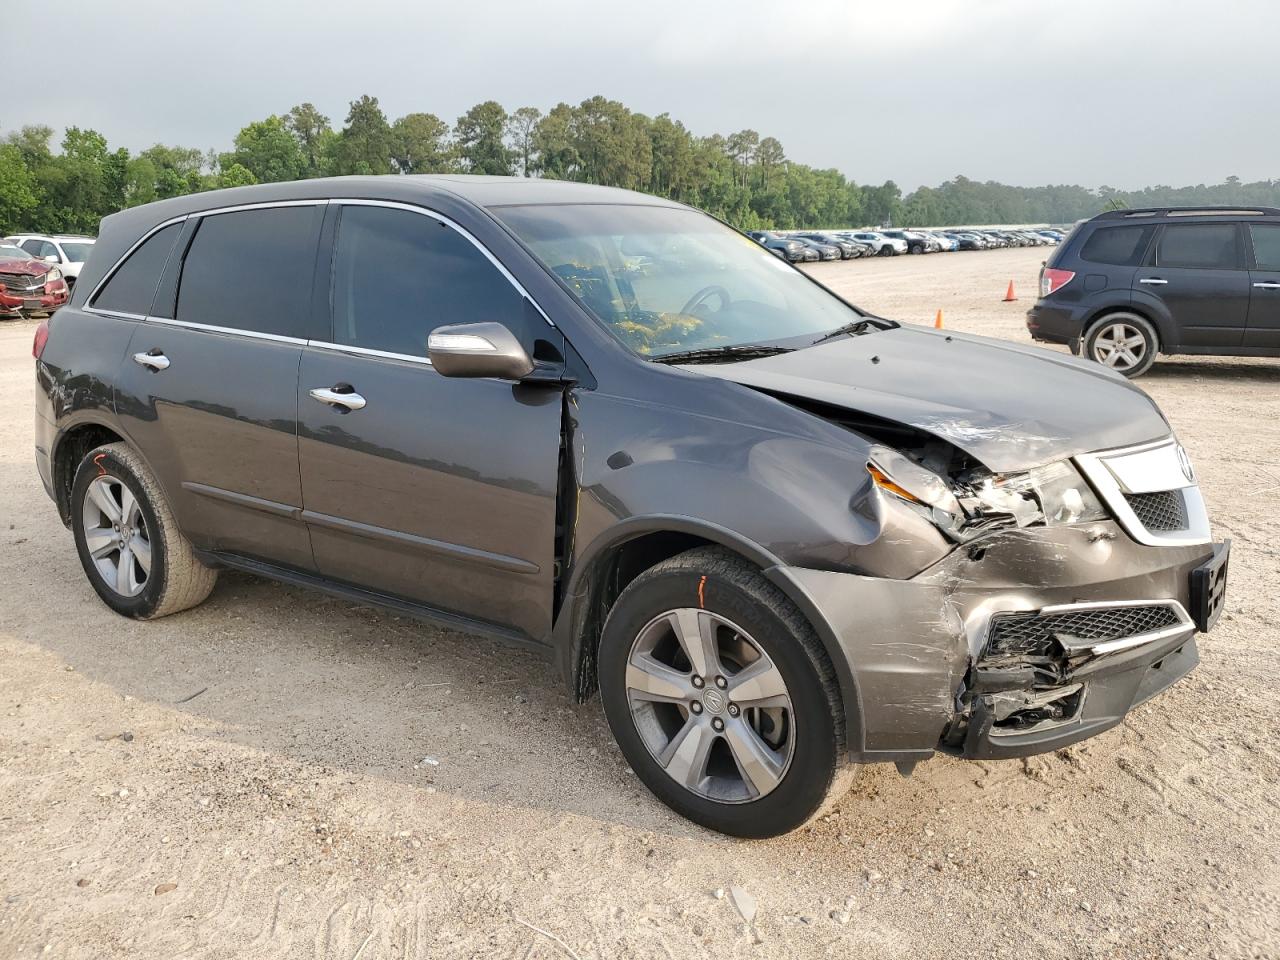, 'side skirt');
198,550,553,657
